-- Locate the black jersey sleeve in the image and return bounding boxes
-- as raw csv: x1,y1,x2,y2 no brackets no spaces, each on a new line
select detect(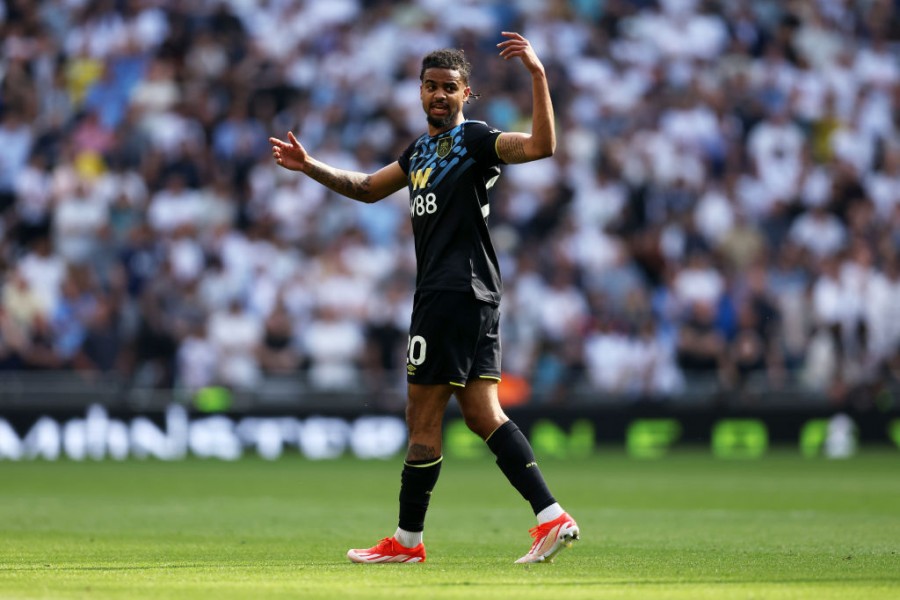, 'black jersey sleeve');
464,121,505,167
397,139,417,175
